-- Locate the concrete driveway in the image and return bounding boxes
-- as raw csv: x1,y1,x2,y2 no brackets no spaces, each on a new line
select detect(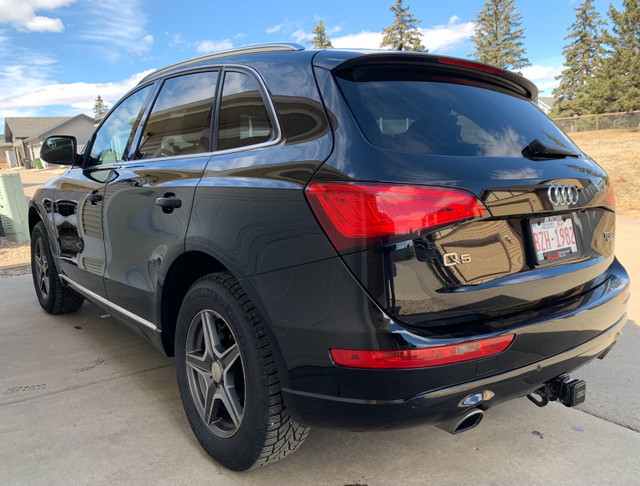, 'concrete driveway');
1,188,638,484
